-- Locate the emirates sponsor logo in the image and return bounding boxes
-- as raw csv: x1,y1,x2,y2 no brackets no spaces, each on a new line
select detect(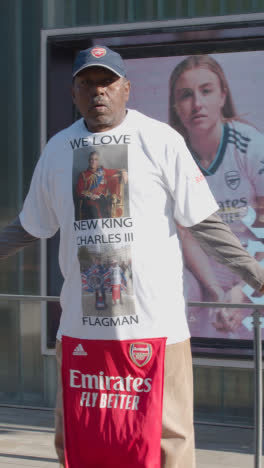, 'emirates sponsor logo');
129,343,152,367
91,47,106,58
73,344,87,356
69,369,153,411
70,369,152,392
